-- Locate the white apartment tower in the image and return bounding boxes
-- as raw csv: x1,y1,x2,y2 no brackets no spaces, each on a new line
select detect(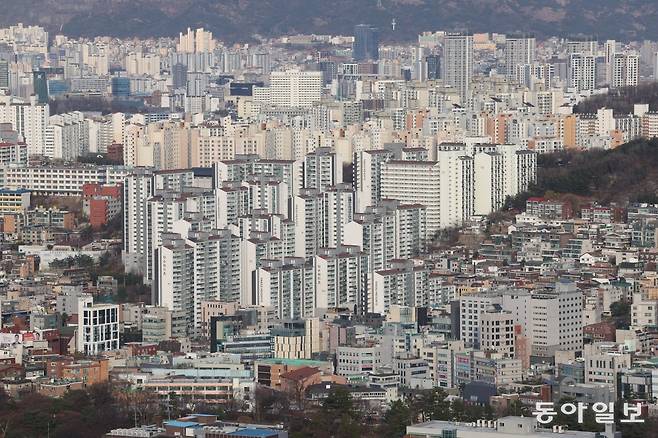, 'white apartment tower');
505,35,536,80
474,151,505,215
303,147,341,191
437,145,475,229
611,53,639,88
442,33,473,101
314,245,368,312
256,257,315,319
381,160,441,234
372,260,431,313
154,234,195,329
240,232,285,305
293,189,327,259
353,149,394,213
123,169,154,275
0,95,48,156
145,193,186,286
188,229,241,330
178,27,215,53
604,40,617,85
569,53,596,92
270,70,322,108
324,184,354,248
344,200,427,274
